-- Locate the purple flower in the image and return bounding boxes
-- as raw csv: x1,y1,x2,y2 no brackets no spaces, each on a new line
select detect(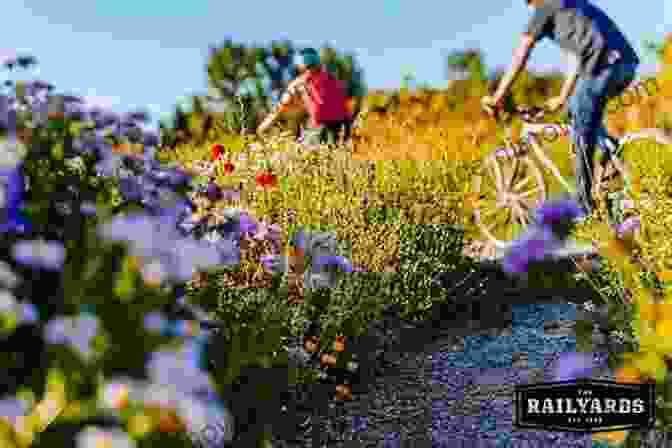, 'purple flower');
118,177,144,201
146,343,214,394
122,110,150,124
95,152,125,177
206,183,222,201
12,240,66,271
238,211,258,235
144,312,168,333
615,216,640,236
80,202,98,216
147,162,191,187
143,132,159,148
93,111,119,129
534,197,584,234
352,415,368,433
0,398,29,424
553,352,602,381
98,213,183,253
220,187,241,202
0,164,25,212
312,255,353,273
0,164,30,233
502,226,562,275
19,302,39,323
